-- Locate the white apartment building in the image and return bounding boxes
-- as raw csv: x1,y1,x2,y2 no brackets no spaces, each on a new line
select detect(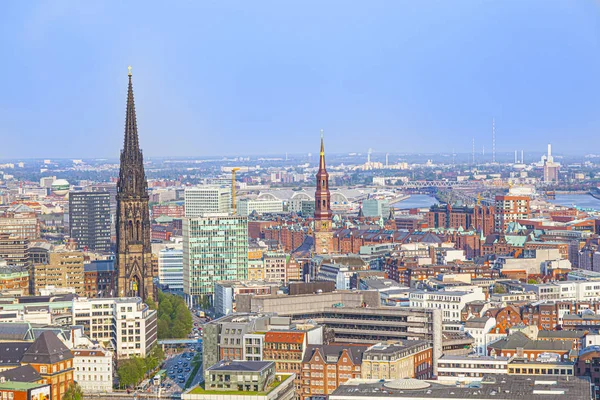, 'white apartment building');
237,199,284,216
463,316,496,355
524,280,600,302
158,246,184,292
409,287,485,322
435,248,466,265
437,355,509,383
73,348,113,393
72,297,157,359
184,186,231,217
